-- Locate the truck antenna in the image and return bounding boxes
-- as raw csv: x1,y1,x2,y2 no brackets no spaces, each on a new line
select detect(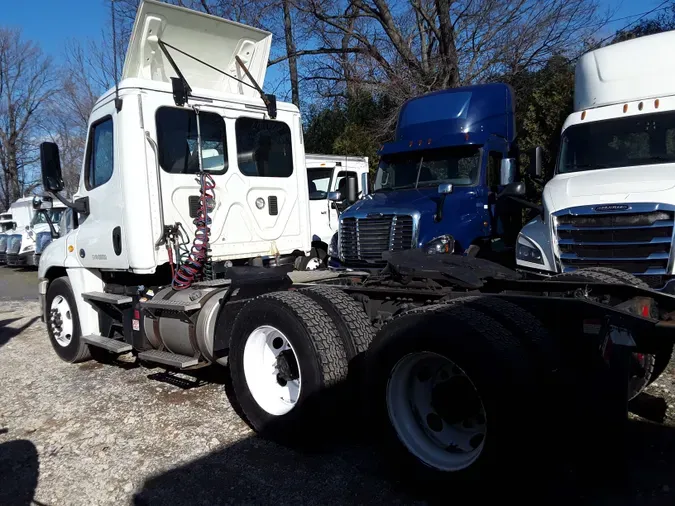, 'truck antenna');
111,0,123,111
